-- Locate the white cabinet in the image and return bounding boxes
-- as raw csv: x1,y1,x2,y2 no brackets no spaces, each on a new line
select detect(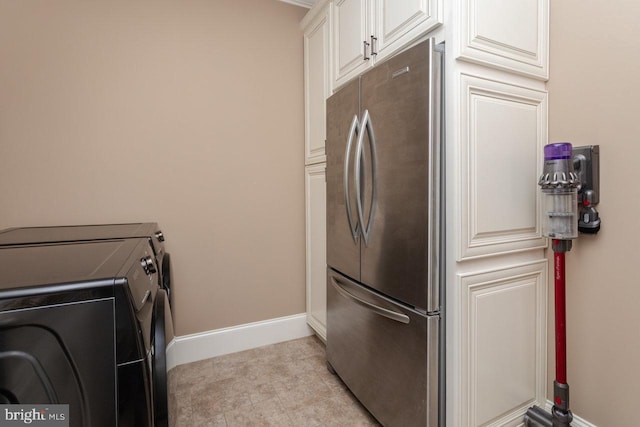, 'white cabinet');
303,1,332,165
302,1,331,338
457,0,549,79
458,261,548,426
305,163,327,340
332,0,371,88
332,0,442,89
457,74,548,260
374,0,441,60
448,0,551,424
